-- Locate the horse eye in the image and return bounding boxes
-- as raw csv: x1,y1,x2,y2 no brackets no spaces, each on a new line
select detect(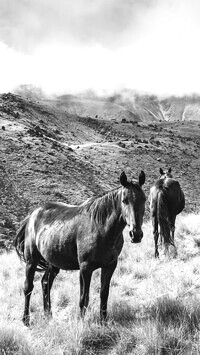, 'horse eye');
122,197,129,204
